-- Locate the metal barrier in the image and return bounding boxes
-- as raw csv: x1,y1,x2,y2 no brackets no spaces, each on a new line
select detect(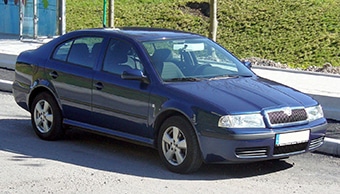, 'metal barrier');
0,0,65,38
